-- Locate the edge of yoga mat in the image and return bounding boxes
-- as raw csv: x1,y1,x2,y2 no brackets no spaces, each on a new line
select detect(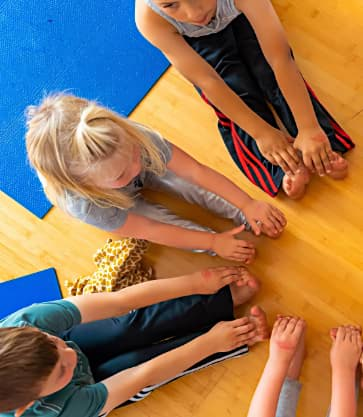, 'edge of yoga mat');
0,268,62,319
0,0,169,218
